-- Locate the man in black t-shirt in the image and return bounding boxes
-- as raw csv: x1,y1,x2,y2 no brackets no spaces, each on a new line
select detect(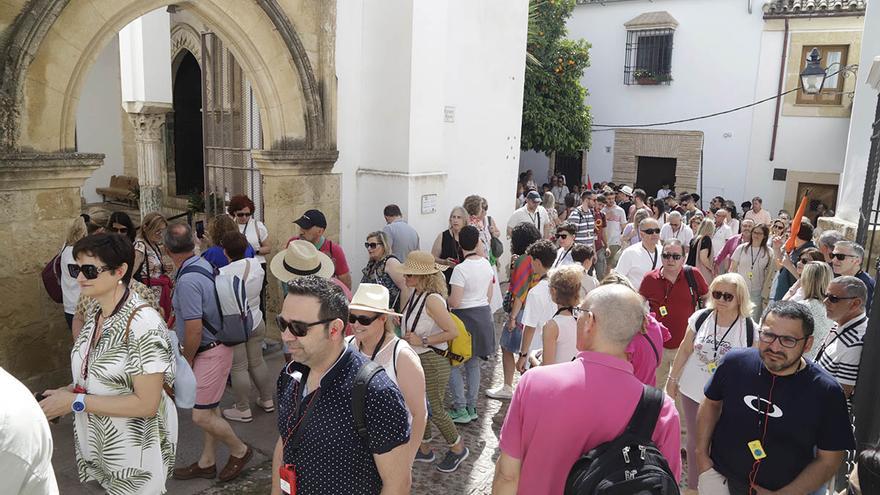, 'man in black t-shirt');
695,301,854,495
